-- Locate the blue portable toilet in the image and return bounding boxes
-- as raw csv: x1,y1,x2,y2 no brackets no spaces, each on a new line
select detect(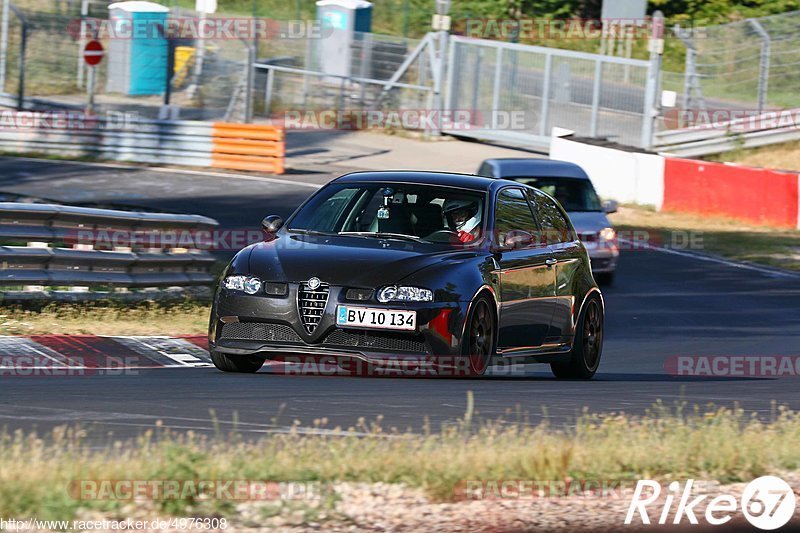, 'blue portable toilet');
106,1,169,96
315,0,372,77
